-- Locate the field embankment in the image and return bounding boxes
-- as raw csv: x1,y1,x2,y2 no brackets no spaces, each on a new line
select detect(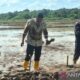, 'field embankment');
0,19,79,29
